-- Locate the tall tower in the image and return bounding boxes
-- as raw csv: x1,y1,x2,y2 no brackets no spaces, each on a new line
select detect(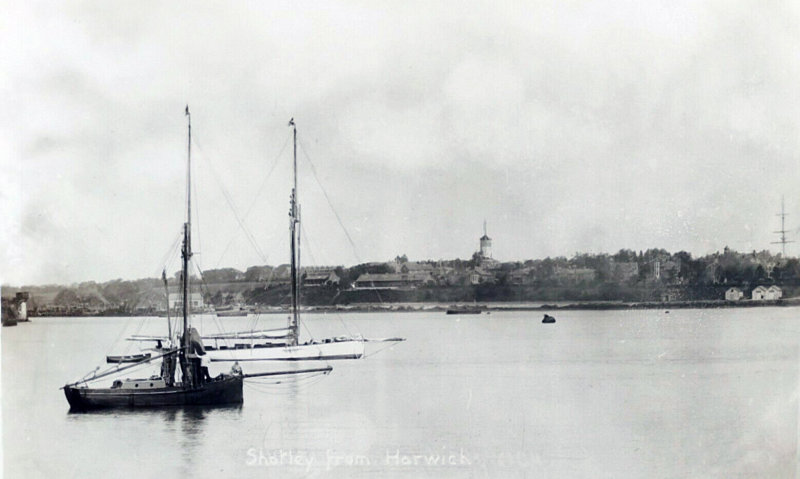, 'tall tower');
479,220,492,258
